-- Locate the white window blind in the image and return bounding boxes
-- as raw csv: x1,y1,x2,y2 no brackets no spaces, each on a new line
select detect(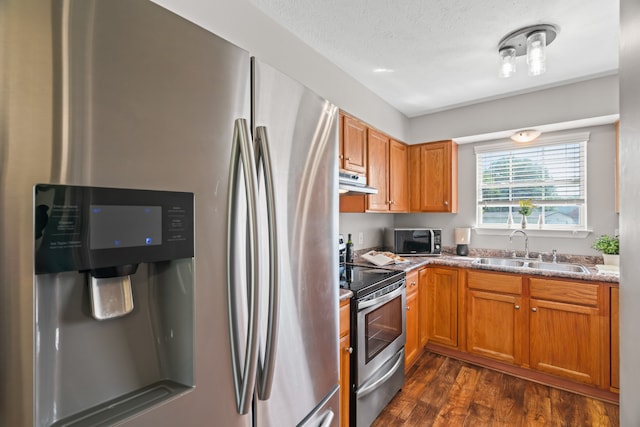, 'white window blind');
475,132,588,229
